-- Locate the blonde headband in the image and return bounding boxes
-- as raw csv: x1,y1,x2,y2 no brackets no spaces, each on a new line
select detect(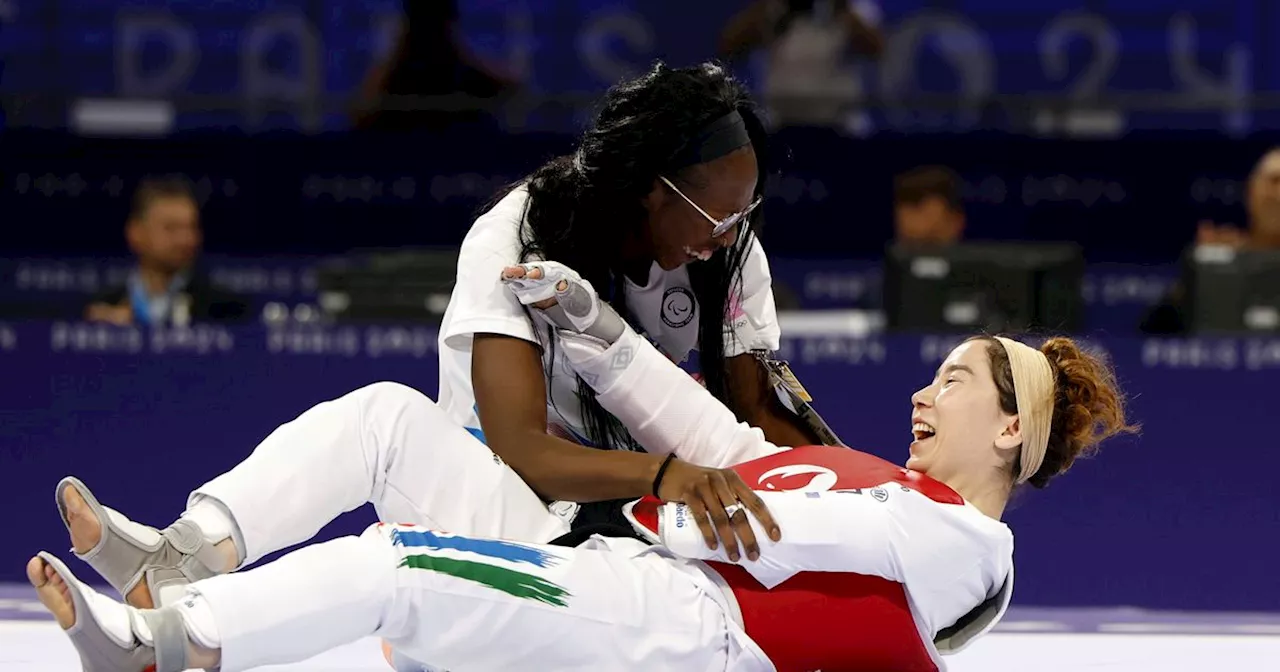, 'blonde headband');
993,337,1056,483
